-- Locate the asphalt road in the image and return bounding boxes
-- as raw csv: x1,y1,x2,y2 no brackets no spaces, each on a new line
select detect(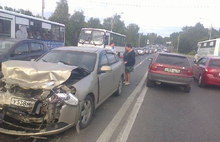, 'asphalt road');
1,53,220,142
